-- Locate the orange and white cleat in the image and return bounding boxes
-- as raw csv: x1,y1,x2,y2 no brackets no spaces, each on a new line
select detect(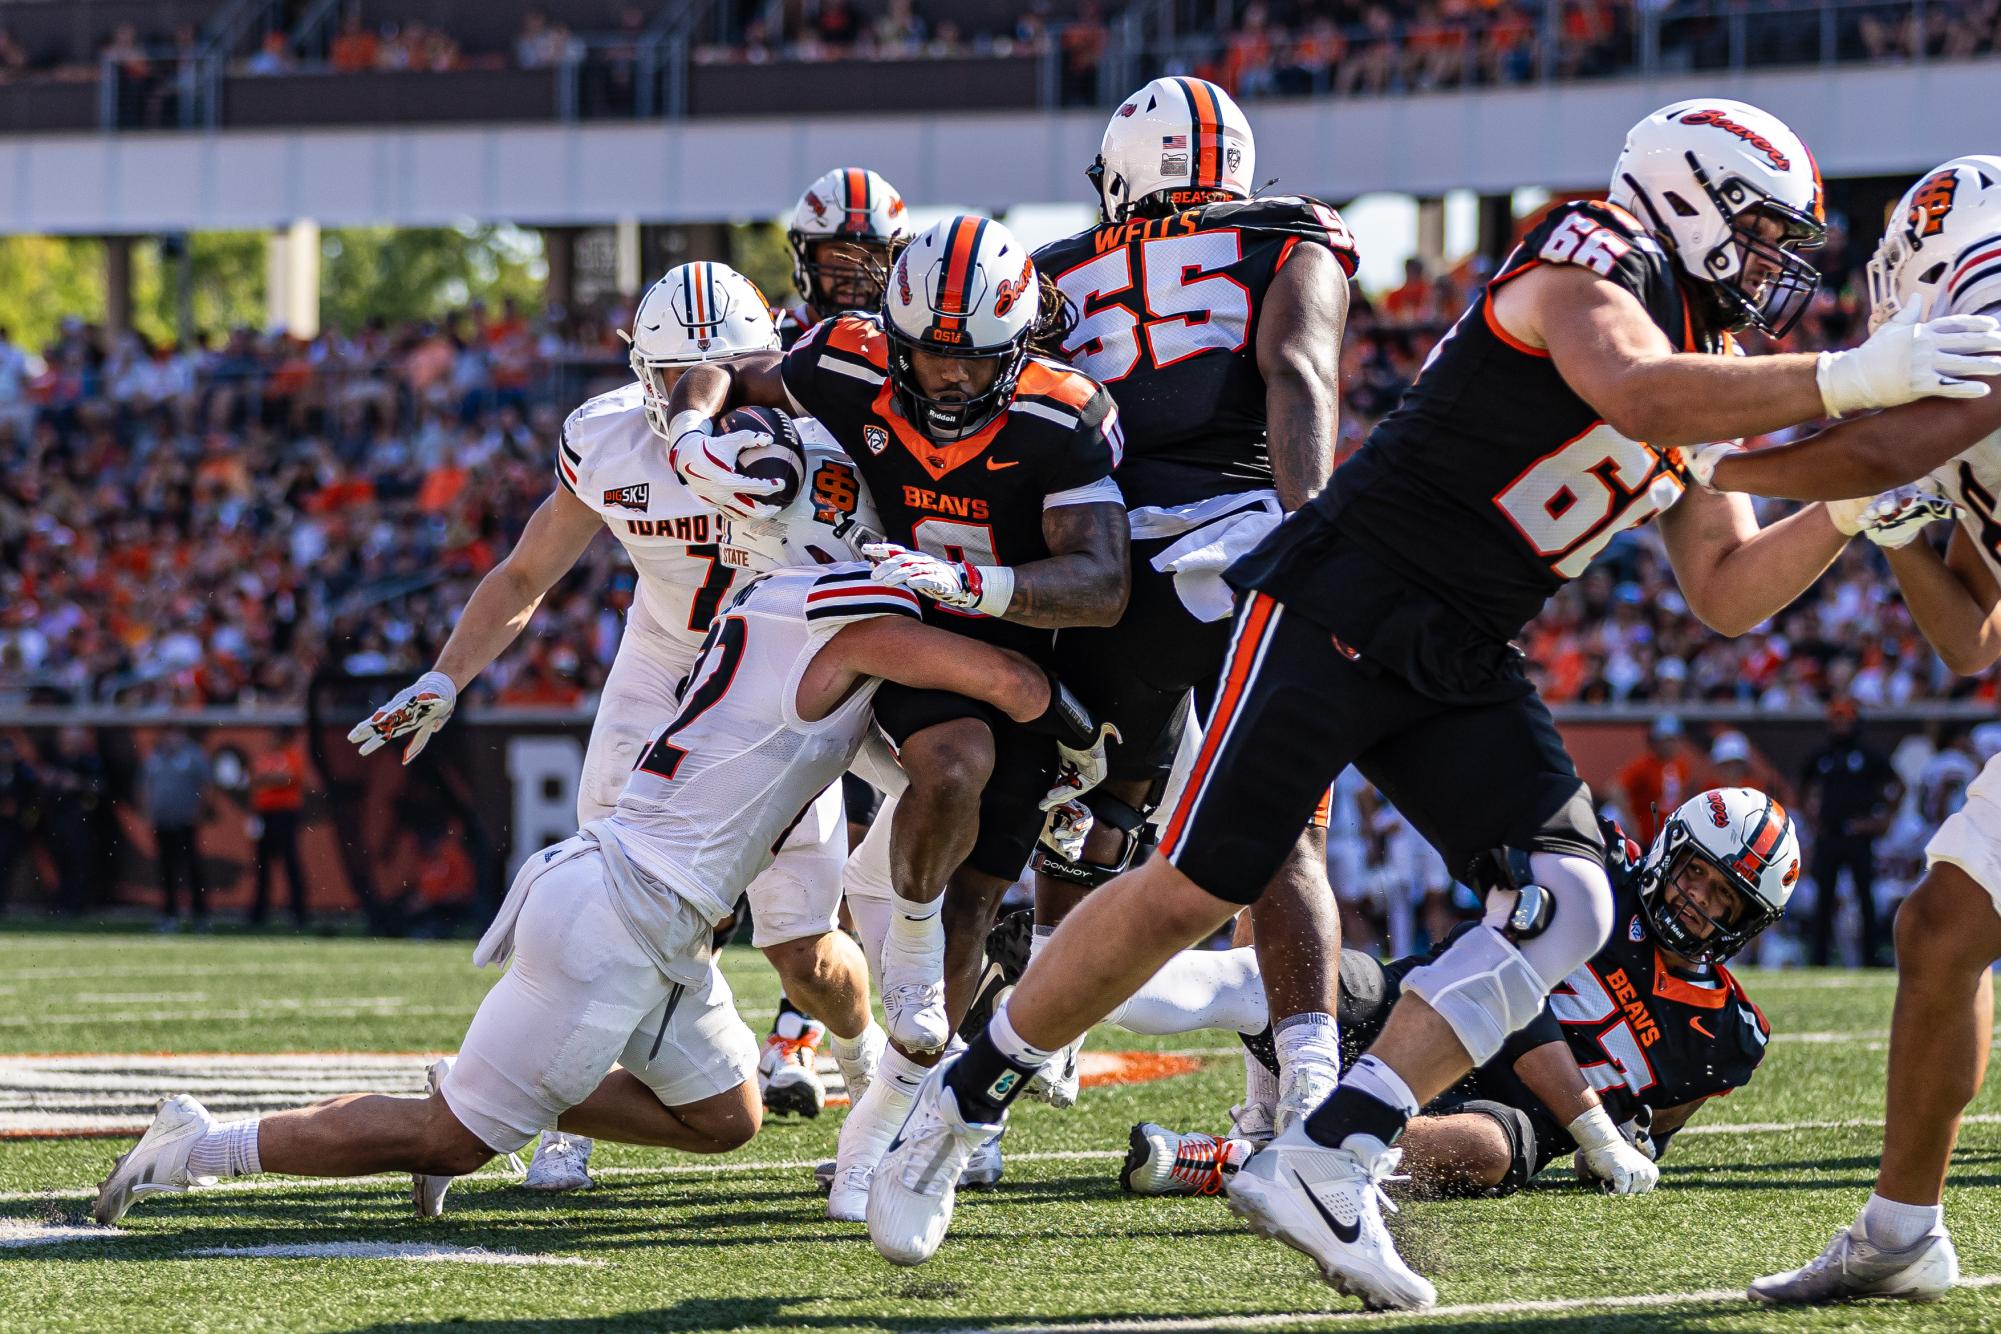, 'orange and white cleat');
1121,1123,1255,1197
759,1029,827,1119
